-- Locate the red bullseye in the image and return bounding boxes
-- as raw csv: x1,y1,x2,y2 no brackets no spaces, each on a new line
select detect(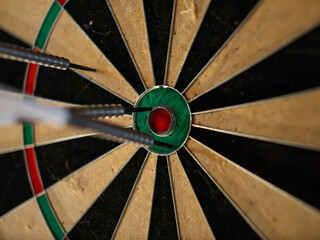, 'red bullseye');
148,105,175,136
151,109,171,132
